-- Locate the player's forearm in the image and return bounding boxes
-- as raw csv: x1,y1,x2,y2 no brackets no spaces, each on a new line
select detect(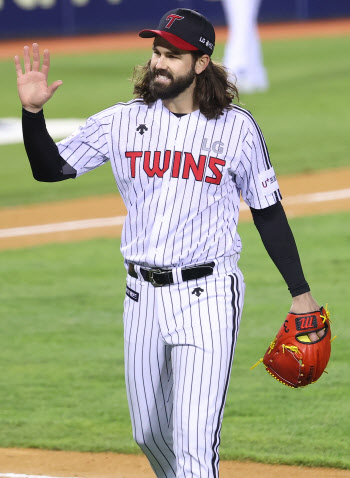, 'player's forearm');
250,201,310,297
22,108,76,182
